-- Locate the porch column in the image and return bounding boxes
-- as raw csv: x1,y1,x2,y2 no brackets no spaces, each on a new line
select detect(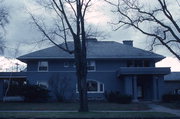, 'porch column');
153,76,158,101
133,76,138,102
124,76,133,96
0,80,4,101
